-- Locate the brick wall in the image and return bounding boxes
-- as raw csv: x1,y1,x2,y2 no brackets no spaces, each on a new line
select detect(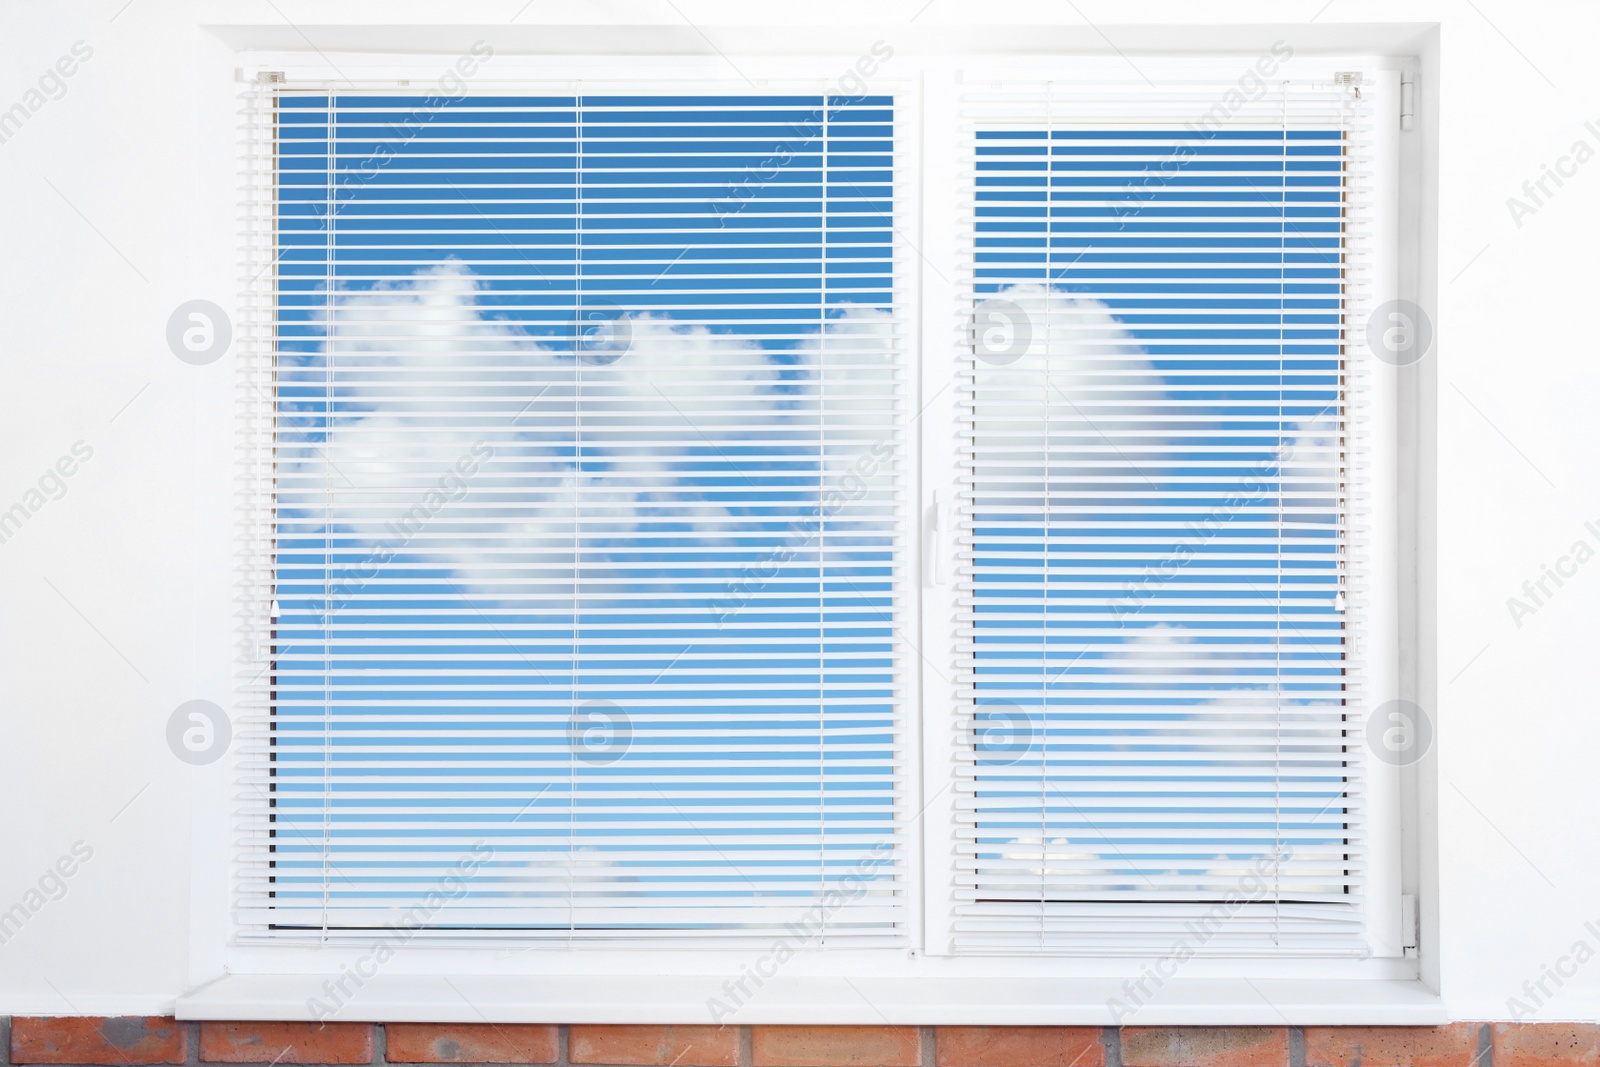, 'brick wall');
4,1021,1600,1067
